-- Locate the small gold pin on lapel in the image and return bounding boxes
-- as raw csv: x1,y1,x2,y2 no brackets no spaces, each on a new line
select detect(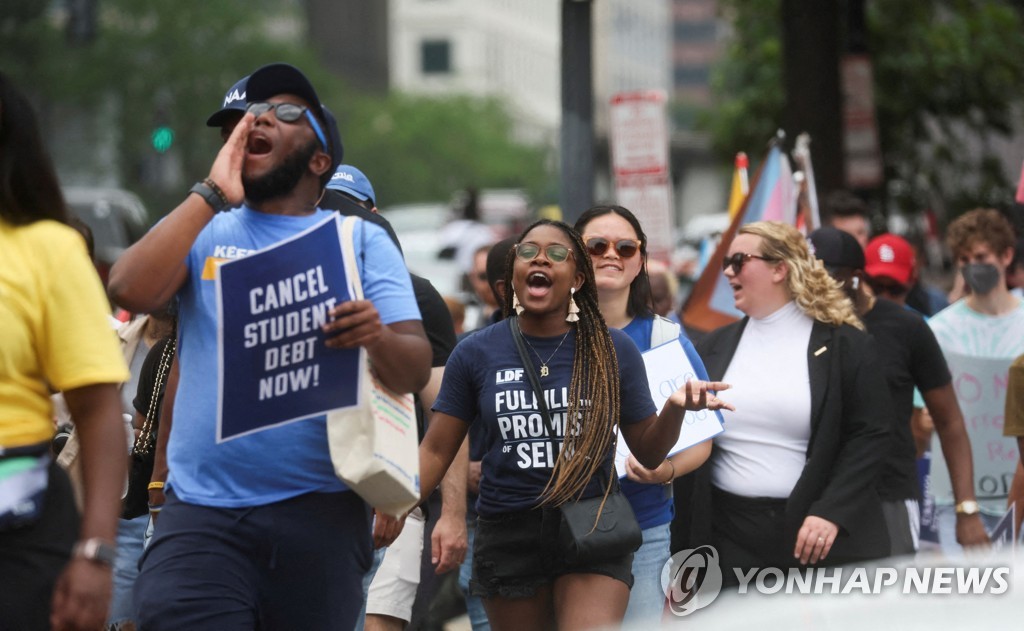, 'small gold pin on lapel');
814,346,827,356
